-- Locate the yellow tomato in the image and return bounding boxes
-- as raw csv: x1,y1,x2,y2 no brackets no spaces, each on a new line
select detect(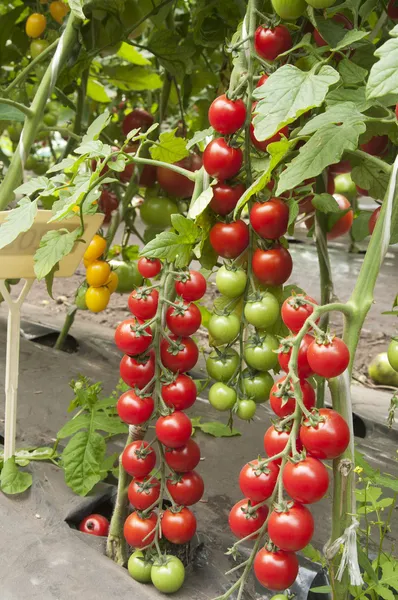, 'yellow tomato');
26,13,47,38
85,286,111,313
83,234,106,262
86,260,111,287
50,1,69,24
106,271,119,294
